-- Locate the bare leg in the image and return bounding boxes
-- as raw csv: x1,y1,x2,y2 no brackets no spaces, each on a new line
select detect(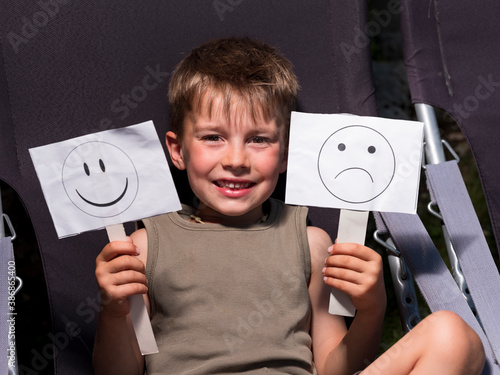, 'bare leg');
362,310,485,375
